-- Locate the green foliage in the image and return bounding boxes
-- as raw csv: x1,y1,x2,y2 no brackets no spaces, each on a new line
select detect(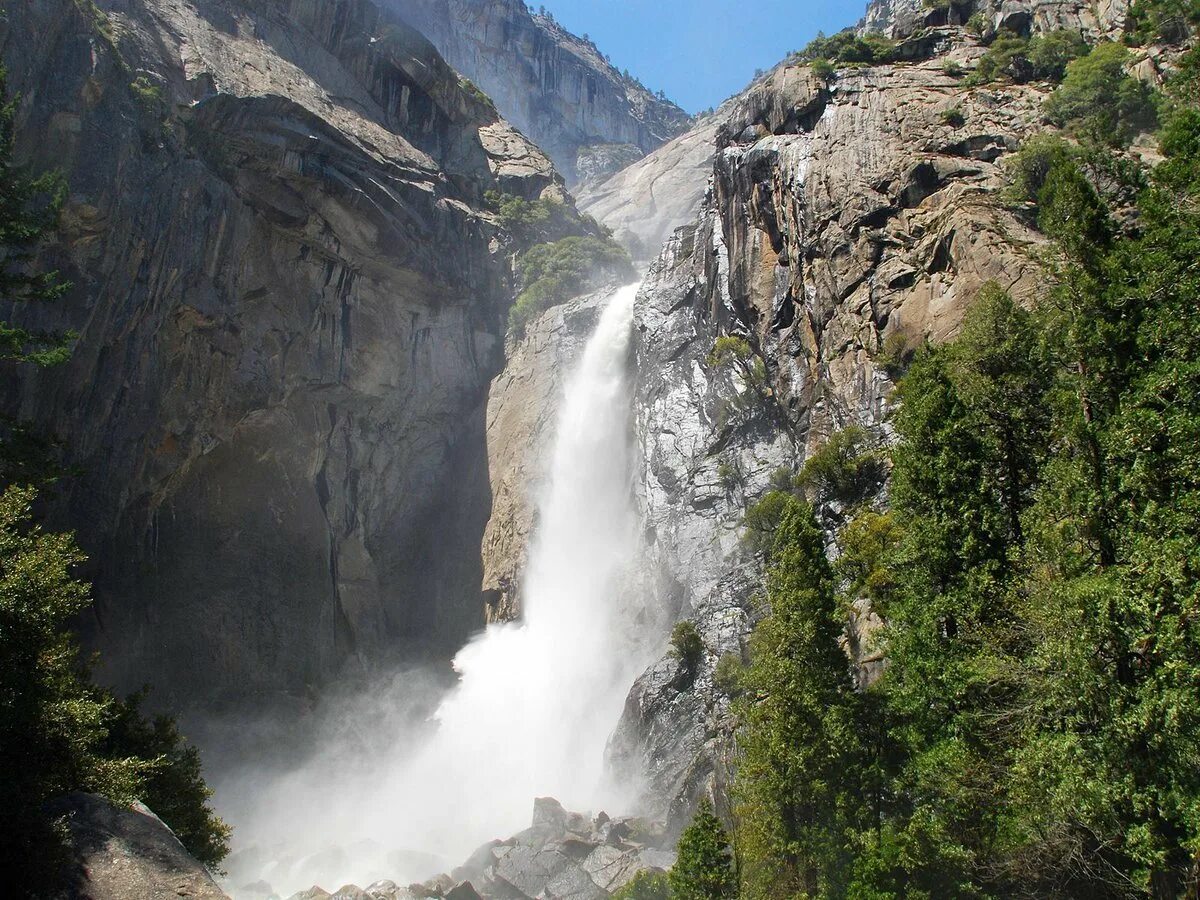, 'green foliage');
964,31,1032,84
713,653,746,698
670,799,737,900
0,488,230,892
100,693,232,867
0,67,74,367
612,869,671,900
809,57,835,81
458,76,495,110
941,59,964,77
876,331,915,379
1043,41,1158,146
740,489,792,556
1125,0,1200,44
508,235,633,335
485,191,588,246
129,74,163,111
707,336,772,420
965,11,988,36
795,425,885,508
966,29,1088,85
733,496,867,898
1026,28,1089,81
940,105,966,127
794,28,897,66
670,621,706,674
835,510,901,610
